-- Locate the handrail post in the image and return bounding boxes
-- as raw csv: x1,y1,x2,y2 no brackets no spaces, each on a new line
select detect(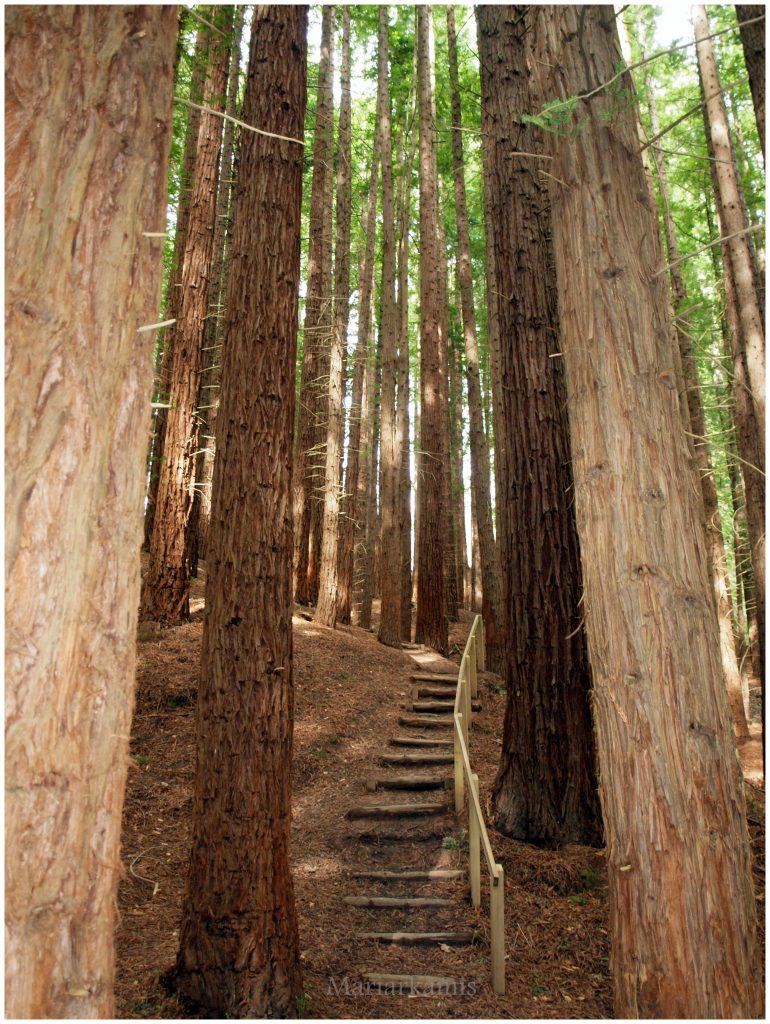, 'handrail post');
491,865,505,995
469,773,481,906
453,714,464,813
469,635,478,700
463,666,471,744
